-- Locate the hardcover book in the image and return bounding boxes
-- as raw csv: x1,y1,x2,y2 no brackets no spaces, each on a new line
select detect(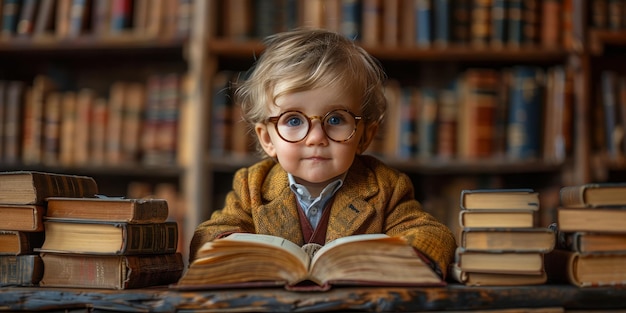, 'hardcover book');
46,197,169,223
175,233,444,291
37,220,178,255
545,249,626,287
39,252,184,289
0,254,43,286
0,230,45,255
556,207,626,233
460,228,556,252
459,210,535,228
460,189,540,211
0,204,45,232
560,183,626,208
0,171,98,205
454,248,545,275
556,231,626,253
450,264,548,286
